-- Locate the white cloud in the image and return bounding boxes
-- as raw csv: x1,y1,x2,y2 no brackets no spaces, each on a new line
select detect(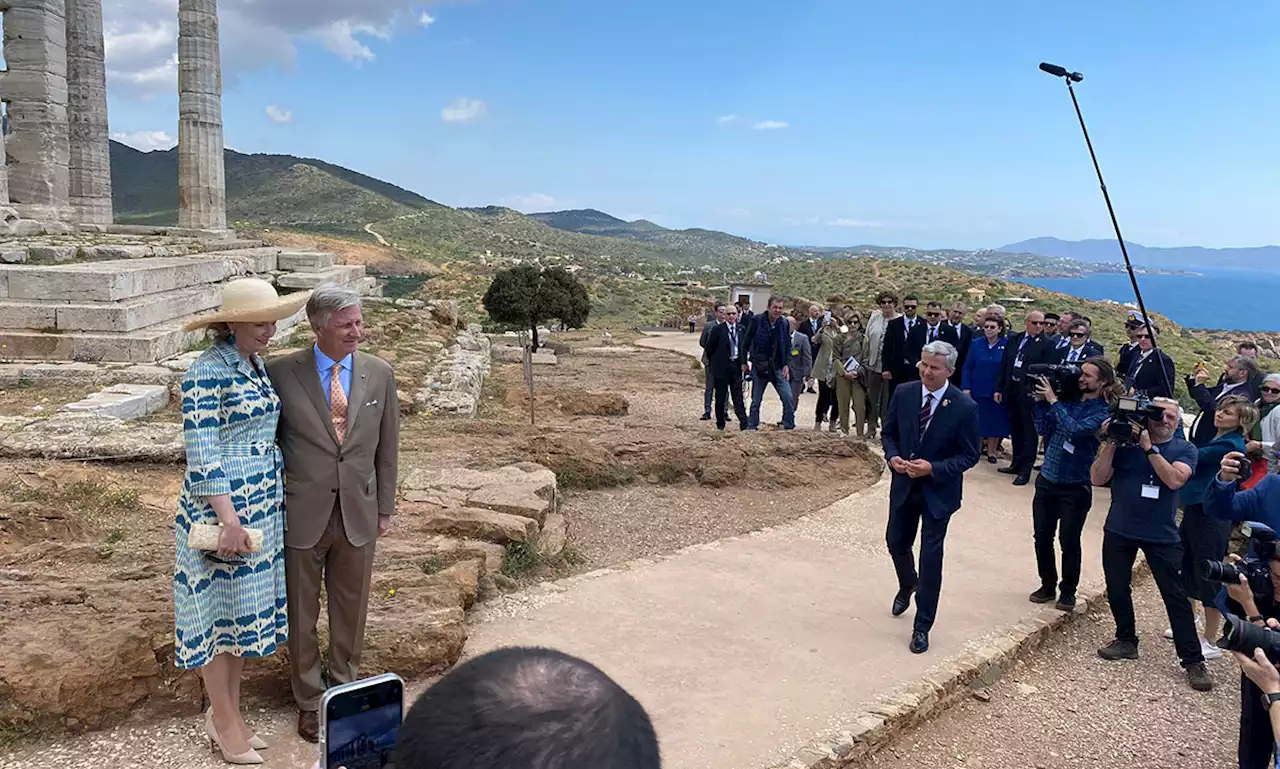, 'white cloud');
441,97,487,124
419,12,436,26
716,114,738,125
752,120,789,130
827,218,885,228
502,193,560,212
265,104,294,124
103,0,442,99
110,130,177,151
